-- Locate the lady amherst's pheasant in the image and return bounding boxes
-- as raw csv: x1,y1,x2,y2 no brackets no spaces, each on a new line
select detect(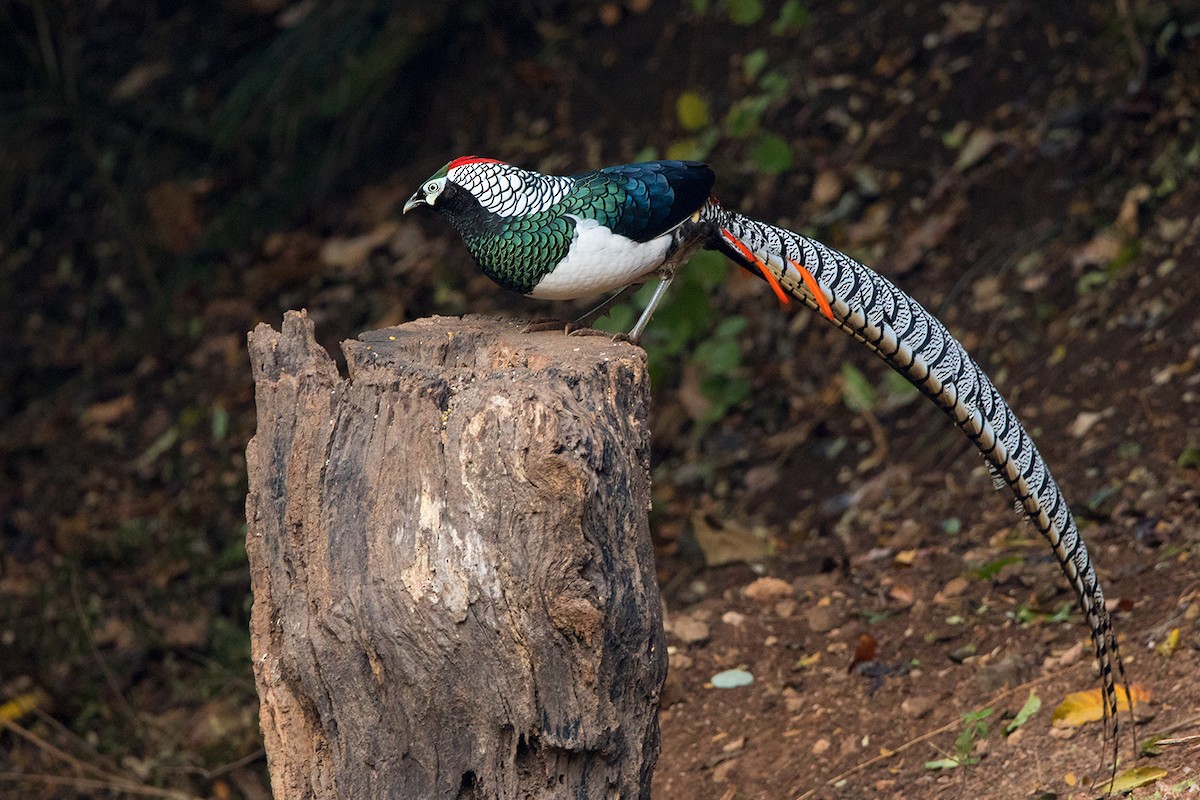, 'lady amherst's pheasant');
404,155,1131,781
